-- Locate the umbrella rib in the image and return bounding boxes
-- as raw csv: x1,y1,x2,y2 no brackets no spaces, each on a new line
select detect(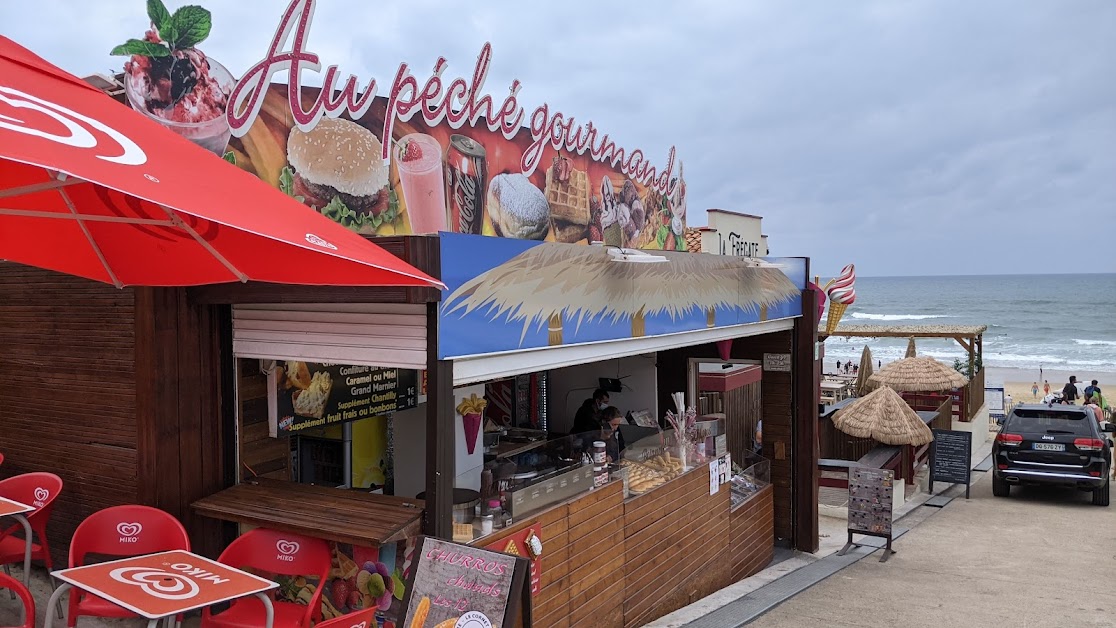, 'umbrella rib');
0,208,174,225
56,188,122,288
0,177,84,199
159,205,248,283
